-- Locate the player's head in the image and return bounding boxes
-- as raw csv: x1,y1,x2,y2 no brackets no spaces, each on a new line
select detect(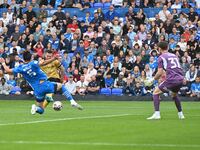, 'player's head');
157,41,168,53
23,51,32,62
45,50,53,60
